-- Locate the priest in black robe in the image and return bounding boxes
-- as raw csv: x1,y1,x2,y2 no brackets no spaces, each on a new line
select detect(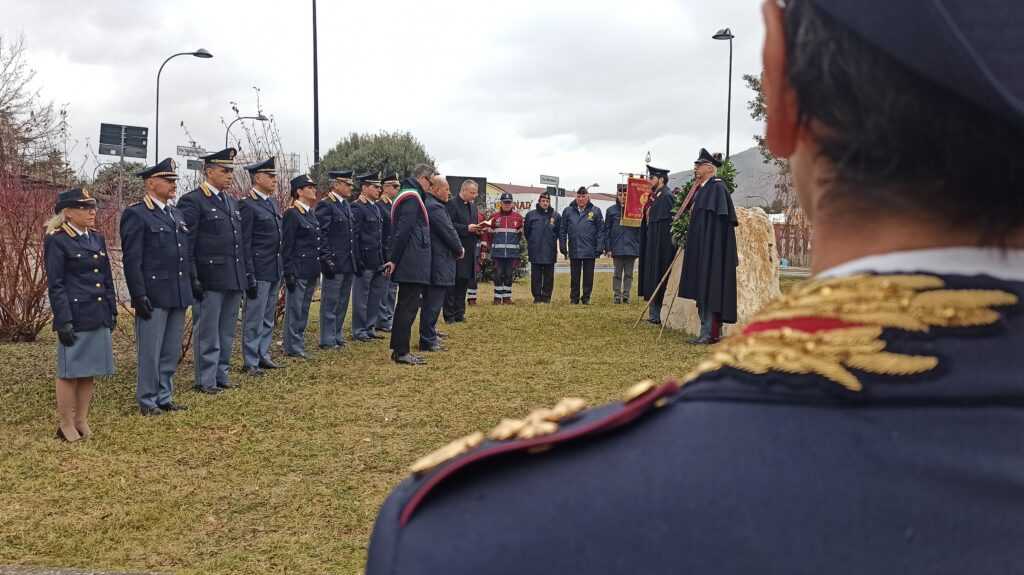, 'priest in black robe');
637,165,676,324
679,148,738,344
